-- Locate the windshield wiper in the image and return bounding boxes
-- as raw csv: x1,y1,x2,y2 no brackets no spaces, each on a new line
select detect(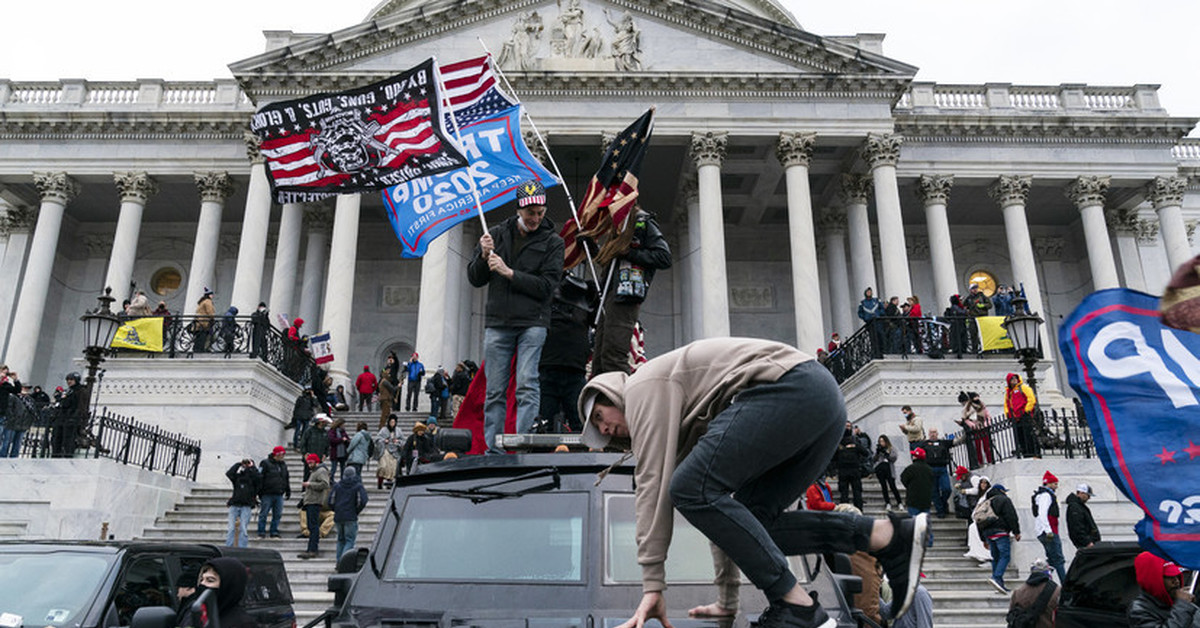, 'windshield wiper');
426,468,561,503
